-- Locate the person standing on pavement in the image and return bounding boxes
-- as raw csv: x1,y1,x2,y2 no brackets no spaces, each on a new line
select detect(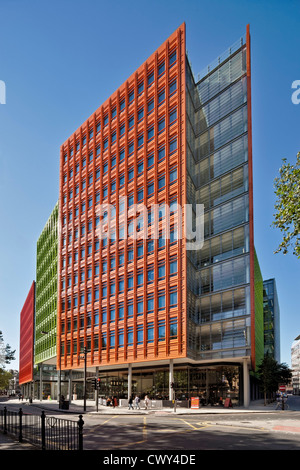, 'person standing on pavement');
144,395,150,410
128,396,133,409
